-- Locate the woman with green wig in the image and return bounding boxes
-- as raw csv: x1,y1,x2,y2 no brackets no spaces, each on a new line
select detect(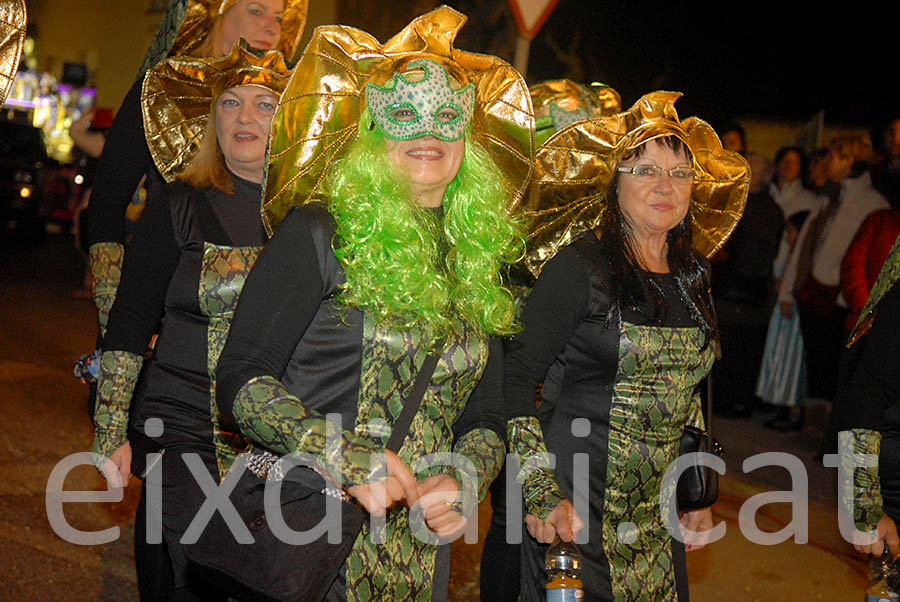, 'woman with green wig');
215,7,578,601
